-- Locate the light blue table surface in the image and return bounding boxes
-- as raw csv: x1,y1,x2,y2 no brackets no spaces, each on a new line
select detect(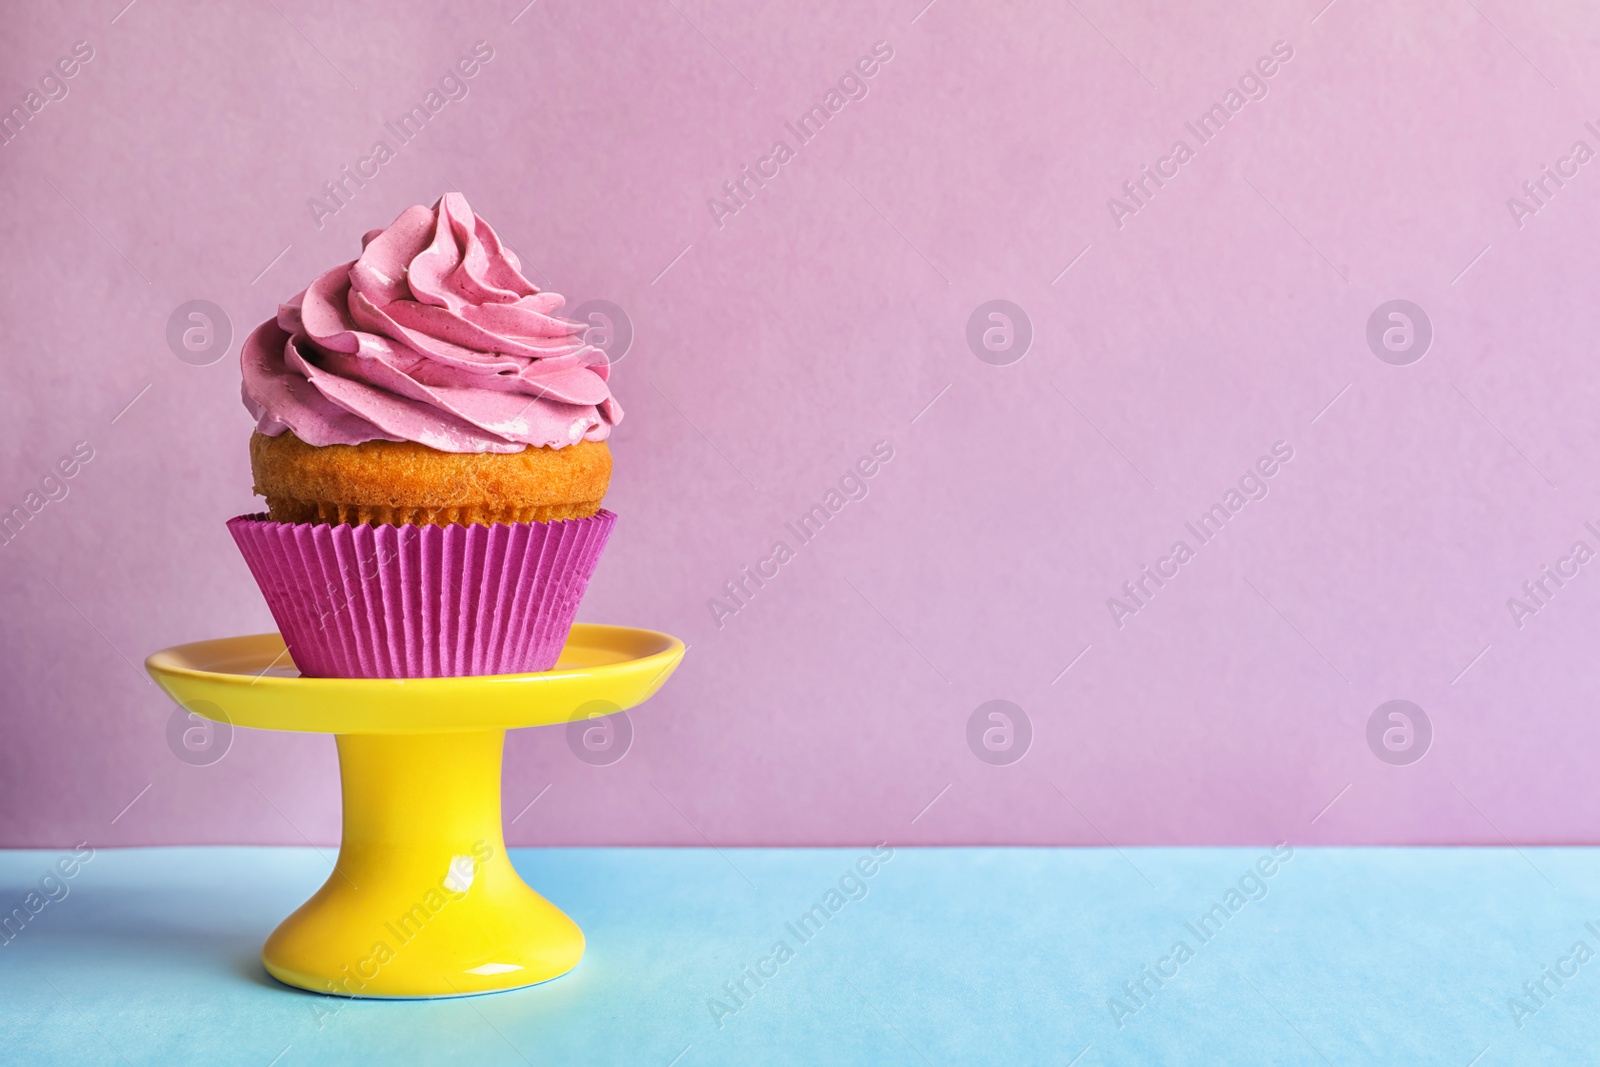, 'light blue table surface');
0,845,1596,1065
